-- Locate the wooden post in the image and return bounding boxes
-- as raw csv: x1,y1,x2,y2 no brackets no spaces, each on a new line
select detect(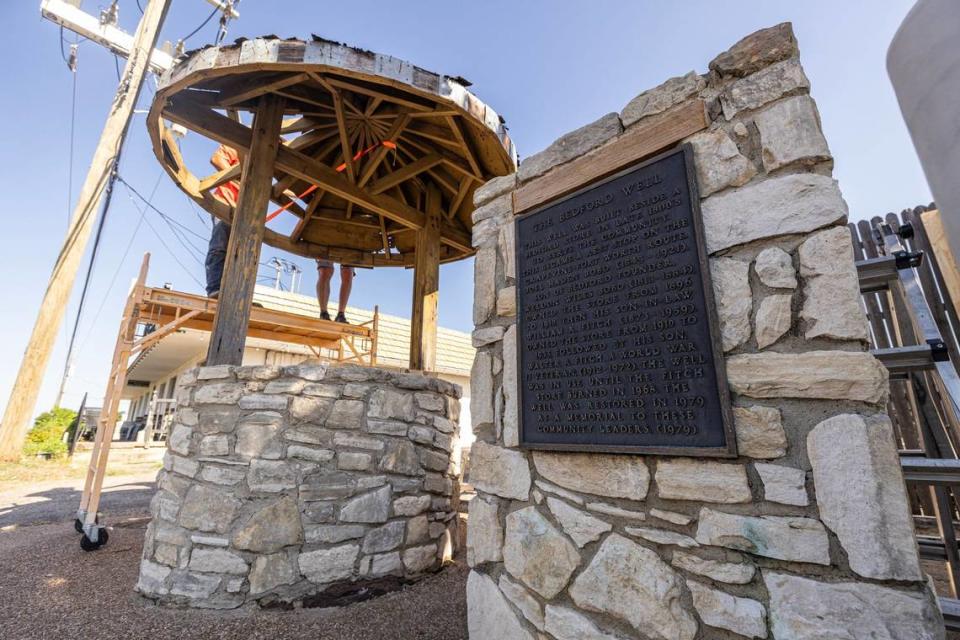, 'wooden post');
0,0,170,461
206,94,285,366
409,184,441,371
